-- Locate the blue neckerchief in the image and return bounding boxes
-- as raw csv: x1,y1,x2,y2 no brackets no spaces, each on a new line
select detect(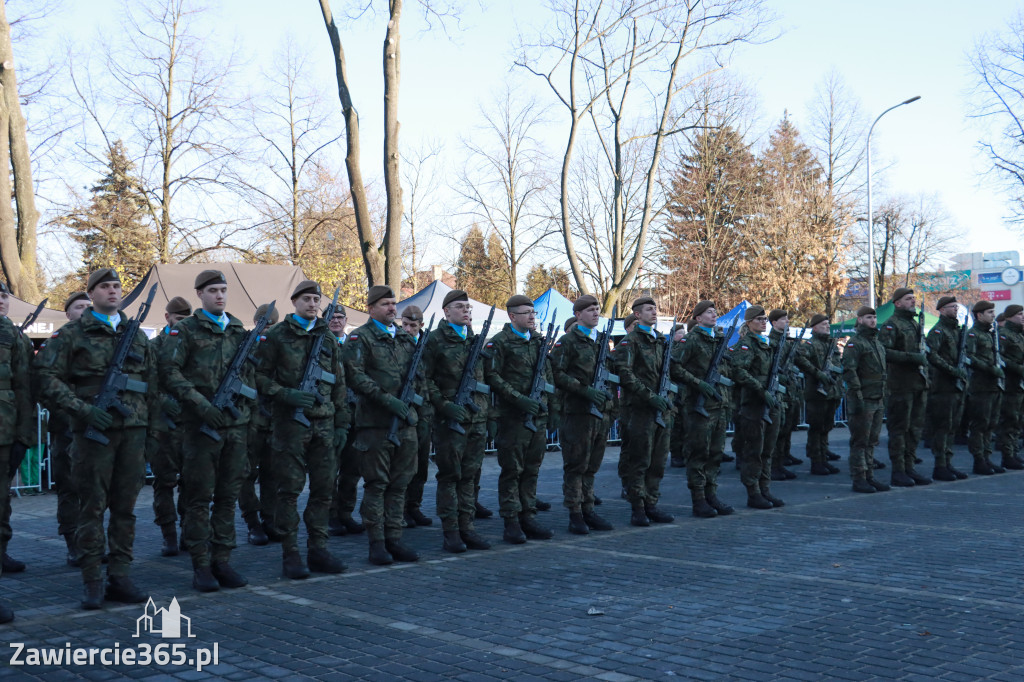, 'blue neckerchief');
448,321,467,340
577,324,599,342
757,333,769,344
162,325,171,335
372,318,396,338
337,334,345,345
509,325,531,341
200,308,229,331
291,314,316,332
637,324,655,338
698,325,715,338
91,310,120,331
